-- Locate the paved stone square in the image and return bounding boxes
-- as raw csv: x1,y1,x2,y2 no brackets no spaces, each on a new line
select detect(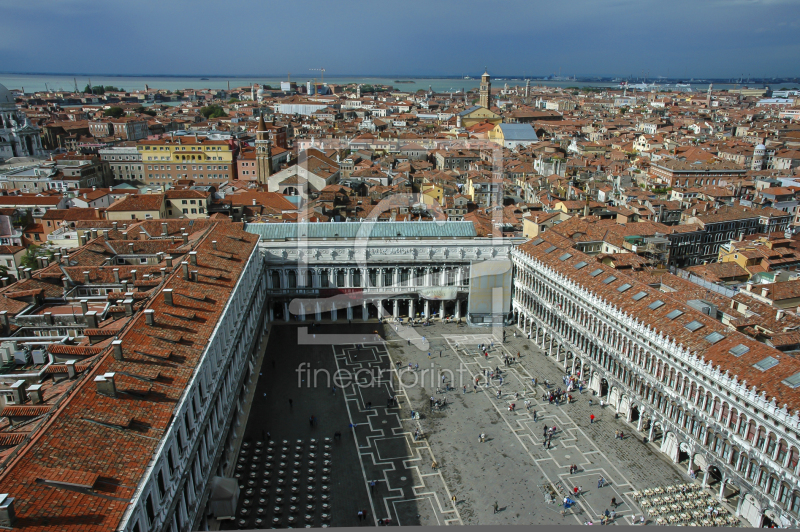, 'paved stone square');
228,319,696,528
